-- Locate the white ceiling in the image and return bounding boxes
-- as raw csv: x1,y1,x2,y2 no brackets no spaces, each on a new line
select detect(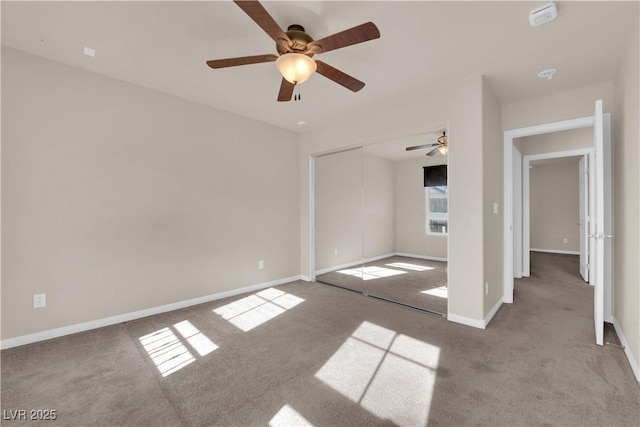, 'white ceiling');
1,1,637,133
